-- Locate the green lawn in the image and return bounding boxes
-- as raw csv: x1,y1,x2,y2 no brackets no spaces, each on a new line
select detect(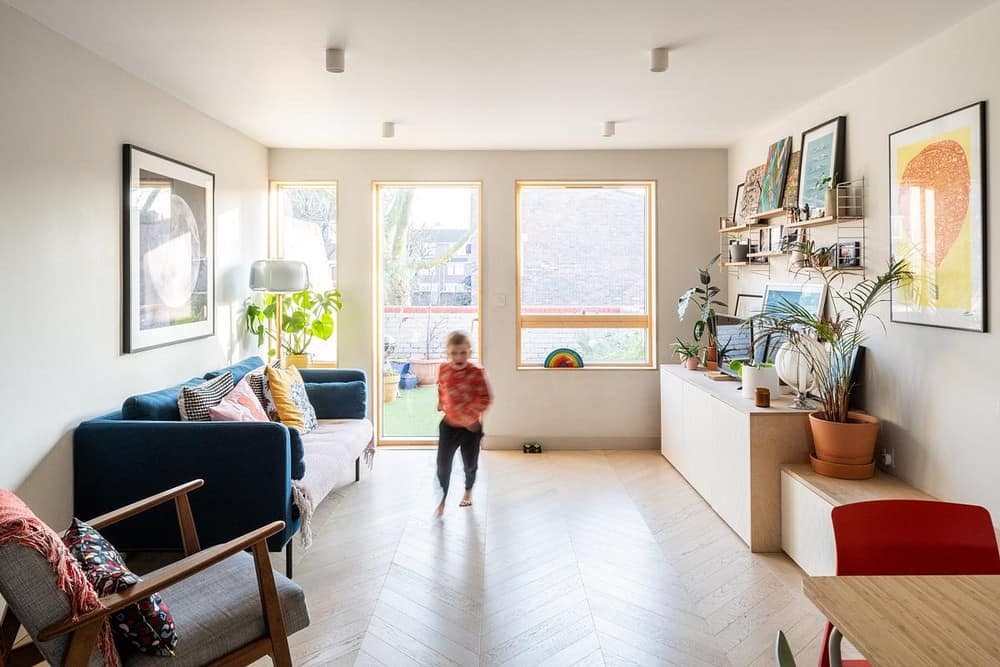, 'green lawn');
382,385,440,438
